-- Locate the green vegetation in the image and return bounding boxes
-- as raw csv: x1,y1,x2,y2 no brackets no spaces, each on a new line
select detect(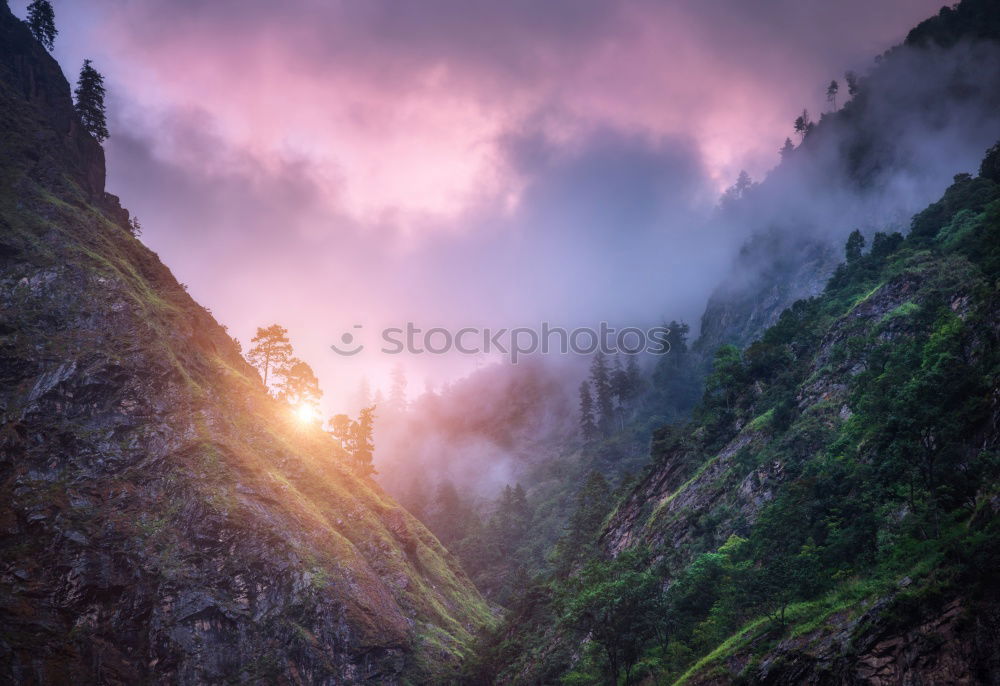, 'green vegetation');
0,11,495,679
466,147,1000,684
